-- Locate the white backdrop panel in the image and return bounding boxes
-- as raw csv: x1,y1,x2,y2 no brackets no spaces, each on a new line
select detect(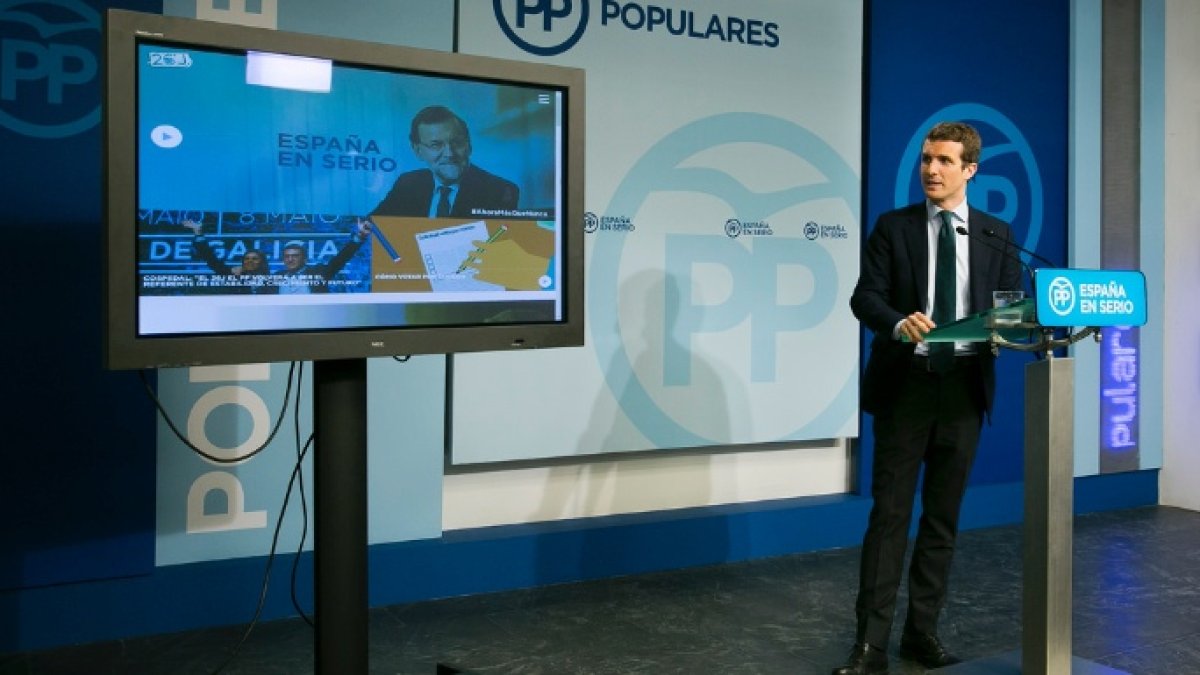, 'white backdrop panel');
452,0,863,462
